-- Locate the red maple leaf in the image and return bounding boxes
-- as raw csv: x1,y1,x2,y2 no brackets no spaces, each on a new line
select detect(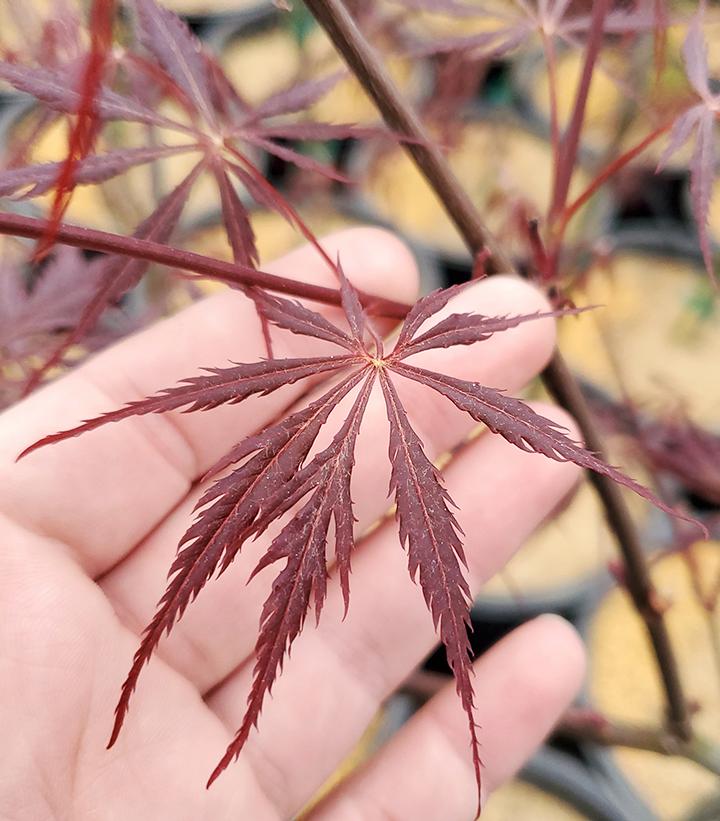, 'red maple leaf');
19,270,701,814
0,0,393,388
657,4,720,284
